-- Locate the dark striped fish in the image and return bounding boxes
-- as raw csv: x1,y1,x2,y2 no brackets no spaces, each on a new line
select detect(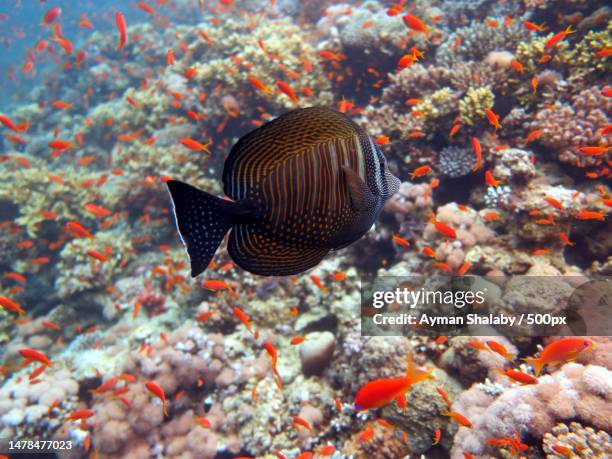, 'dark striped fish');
166,106,400,277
